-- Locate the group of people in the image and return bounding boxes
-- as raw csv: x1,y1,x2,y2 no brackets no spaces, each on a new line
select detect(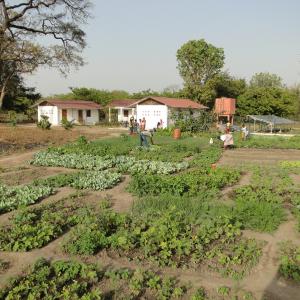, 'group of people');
129,116,153,147
220,123,249,150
